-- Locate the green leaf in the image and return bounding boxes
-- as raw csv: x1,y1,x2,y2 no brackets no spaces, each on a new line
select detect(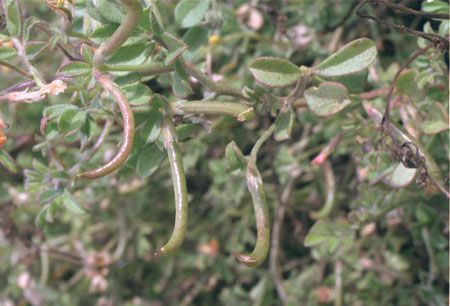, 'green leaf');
176,124,198,141
140,110,163,143
304,82,351,117
47,196,63,222
175,0,209,28
149,94,169,108
422,0,449,14
90,24,119,44
50,171,71,180
172,72,193,98
3,0,22,36
420,102,449,134
87,1,115,25
136,143,166,178
39,189,64,204
0,148,18,174
58,109,87,136
44,104,78,117
0,46,17,60
183,26,209,53
36,205,48,230
304,220,353,253
274,109,295,141
224,141,246,174
25,41,47,60
62,190,88,215
313,69,369,94
149,8,164,35
383,163,417,189
80,44,94,65
161,32,188,65
249,57,301,88
121,82,152,105
107,43,151,66
396,69,425,103
58,61,91,77
81,115,97,142
96,0,125,24
32,158,48,173
313,38,377,77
